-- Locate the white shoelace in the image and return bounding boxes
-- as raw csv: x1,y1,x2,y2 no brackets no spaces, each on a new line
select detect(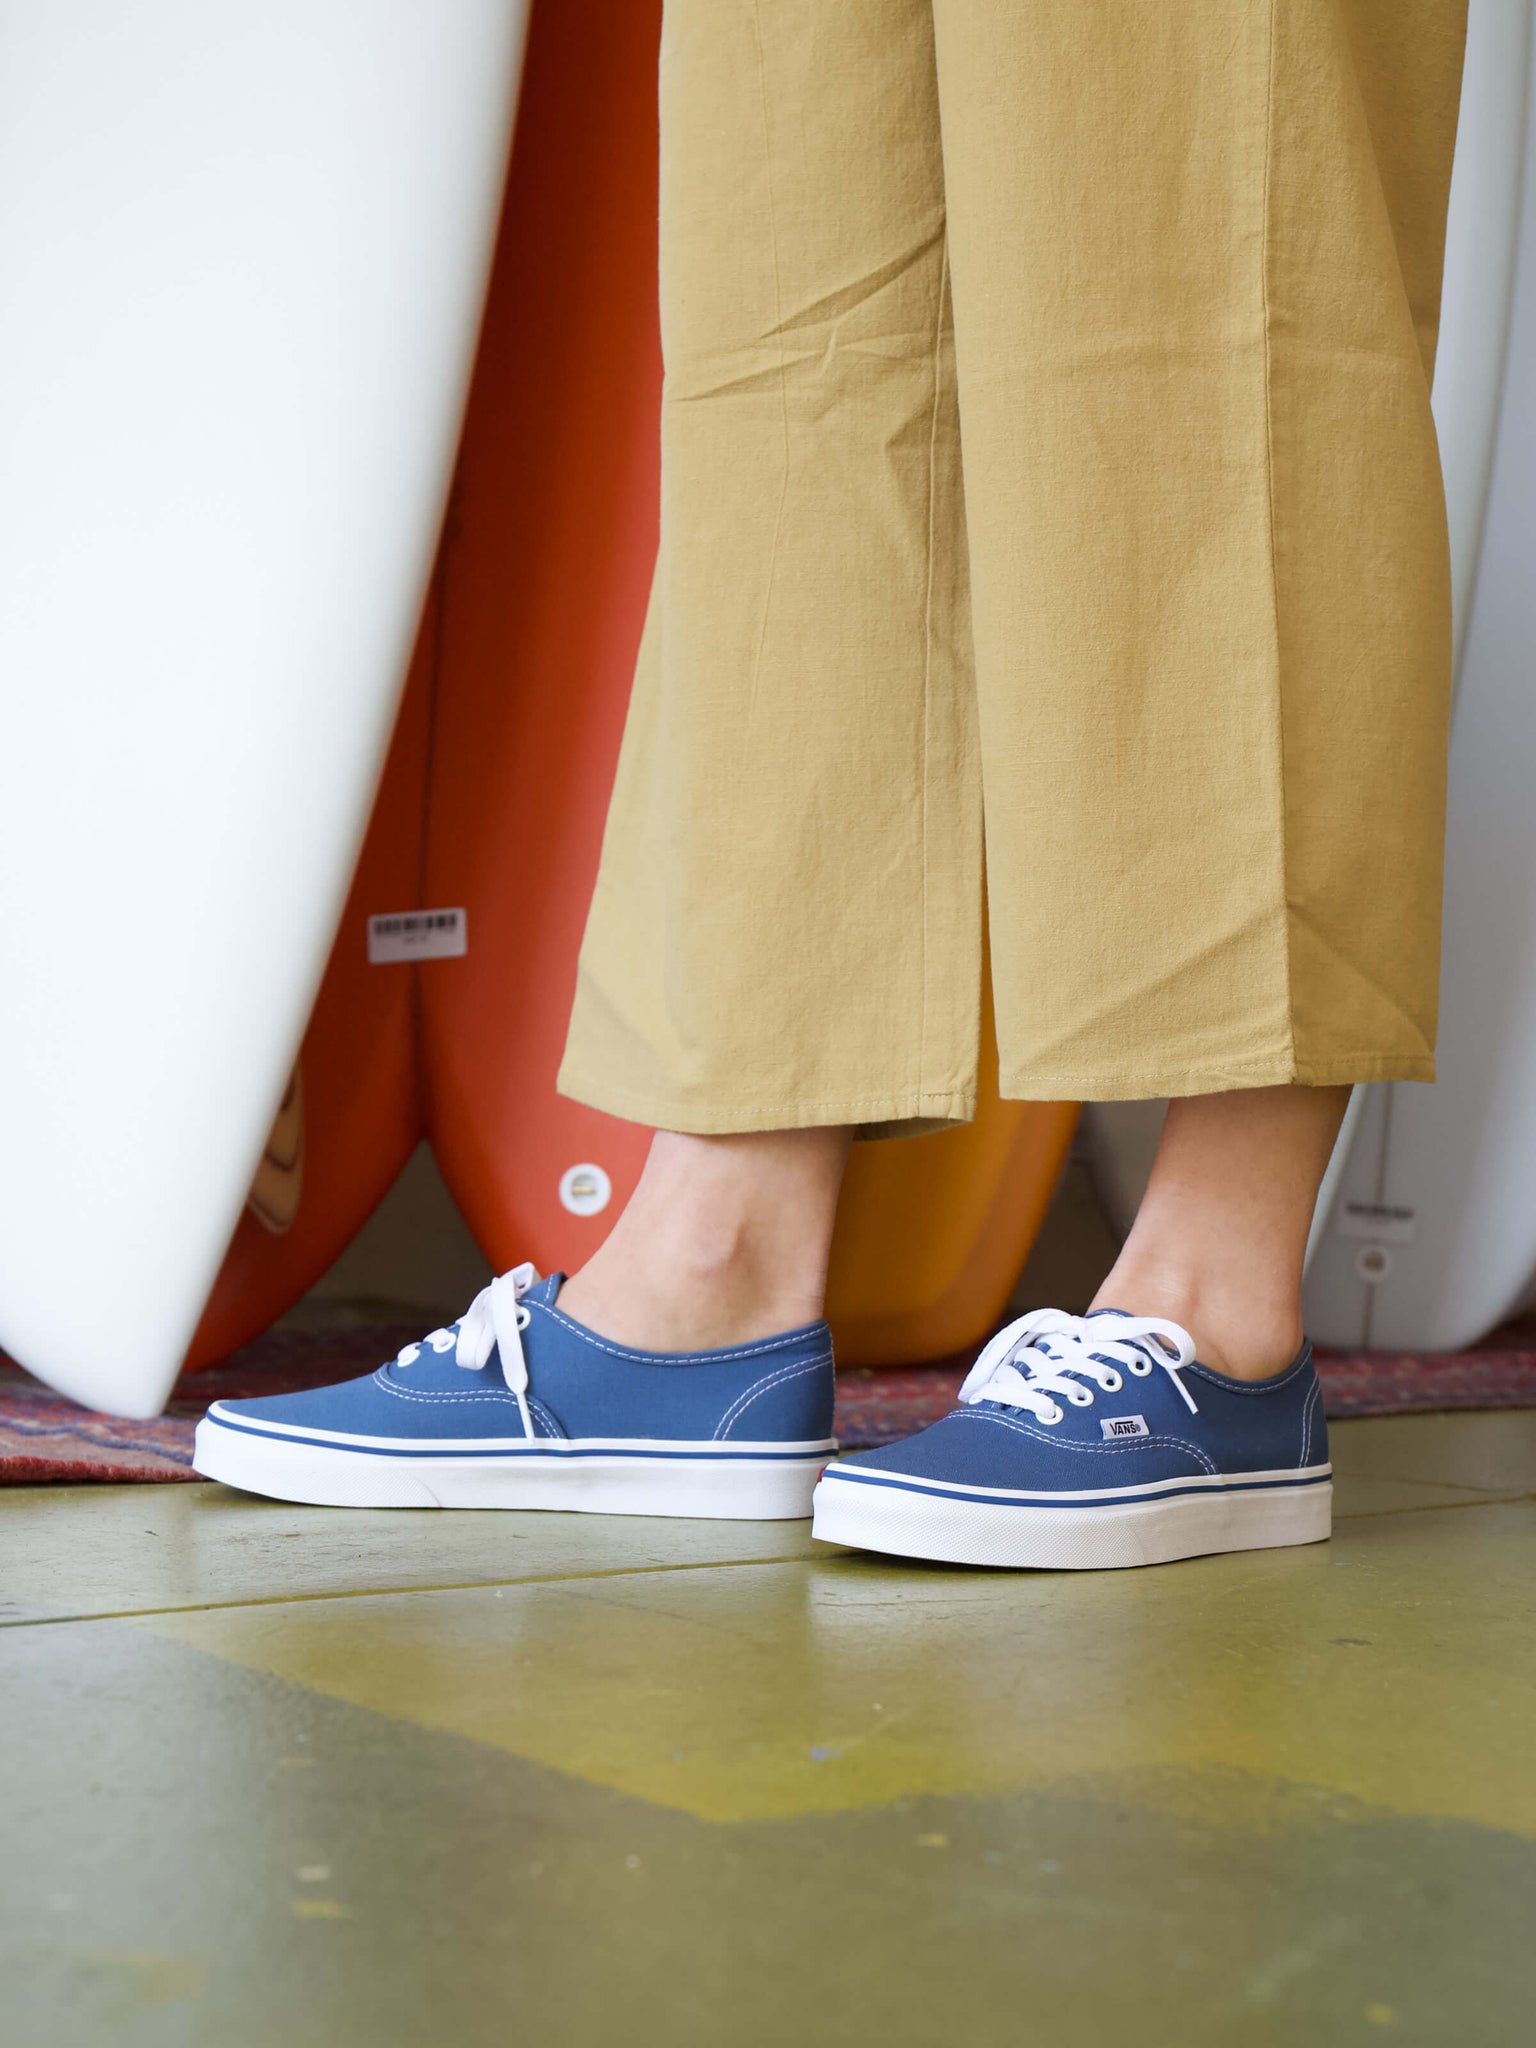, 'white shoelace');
958,1308,1199,1426
395,1261,541,1439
